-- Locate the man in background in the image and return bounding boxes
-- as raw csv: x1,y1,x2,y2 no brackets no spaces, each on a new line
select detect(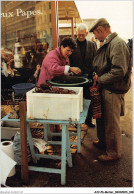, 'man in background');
70,23,97,128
